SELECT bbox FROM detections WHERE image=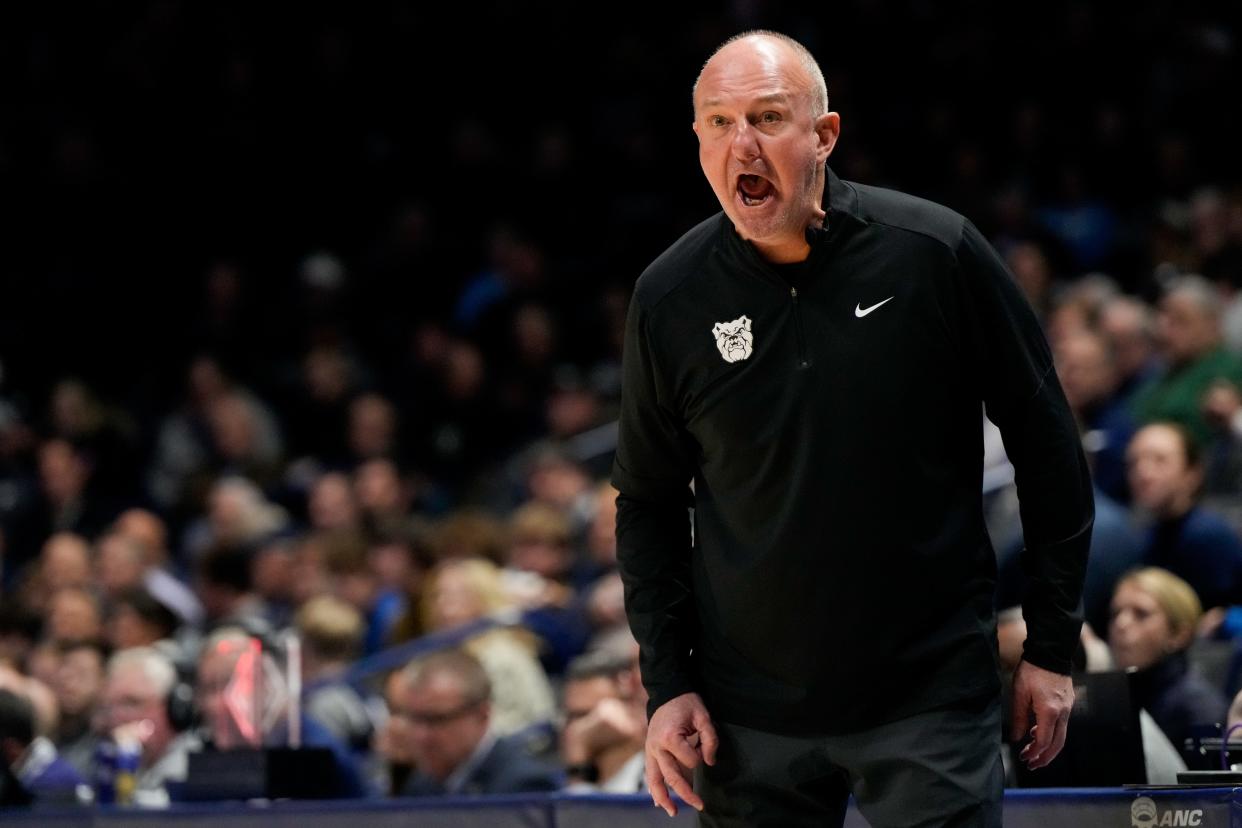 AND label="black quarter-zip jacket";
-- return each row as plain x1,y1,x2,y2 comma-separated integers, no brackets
611,162,1095,735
